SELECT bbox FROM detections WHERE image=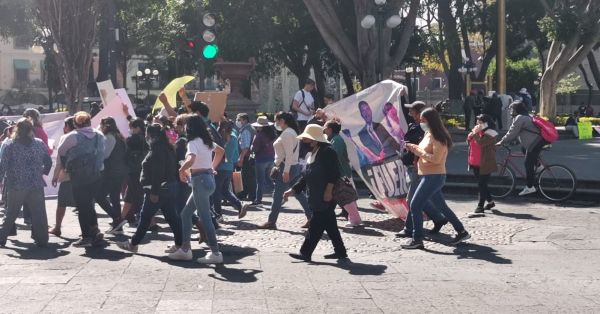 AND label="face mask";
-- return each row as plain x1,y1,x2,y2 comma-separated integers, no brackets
275,124,283,132
480,123,488,129
235,121,243,129
420,122,429,132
